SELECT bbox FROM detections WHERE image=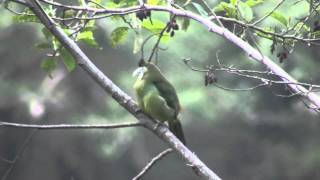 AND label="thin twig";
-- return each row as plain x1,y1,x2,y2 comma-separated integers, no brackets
214,82,268,91
251,0,285,26
0,157,13,164
147,16,173,62
132,148,173,180
210,16,320,45
0,121,144,130
1,130,37,180
10,0,320,45
197,0,224,28
140,33,158,60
